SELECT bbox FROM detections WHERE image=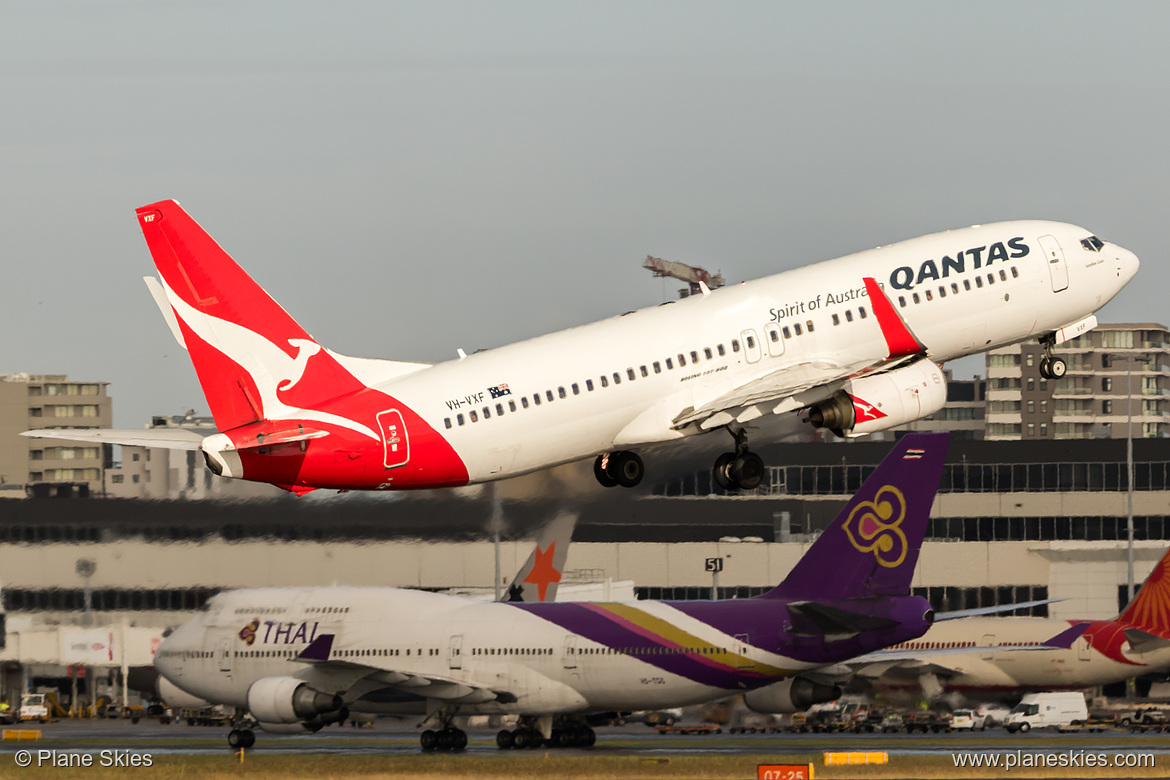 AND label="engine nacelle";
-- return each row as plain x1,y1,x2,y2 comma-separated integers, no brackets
808,359,946,437
744,676,842,714
246,676,343,725
256,721,324,735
